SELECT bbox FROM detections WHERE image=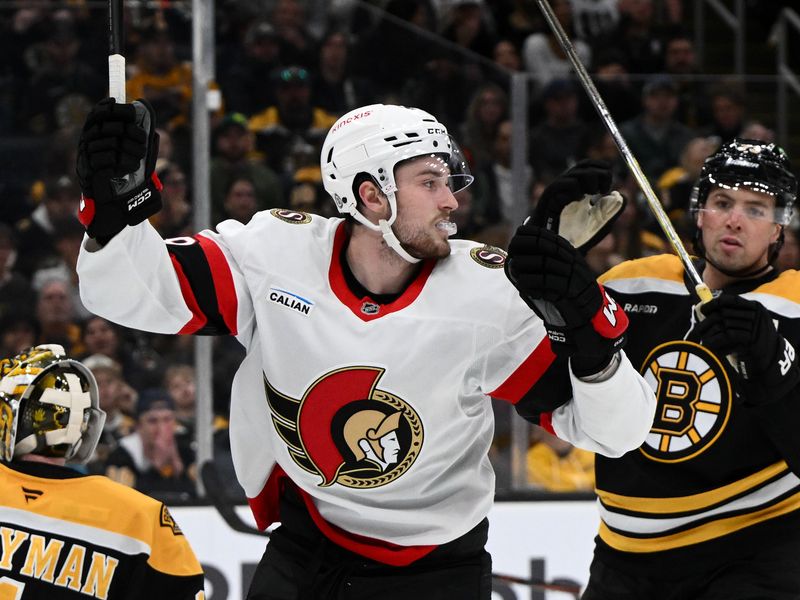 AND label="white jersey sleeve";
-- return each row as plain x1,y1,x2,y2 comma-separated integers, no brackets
474,273,654,458
77,220,255,346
